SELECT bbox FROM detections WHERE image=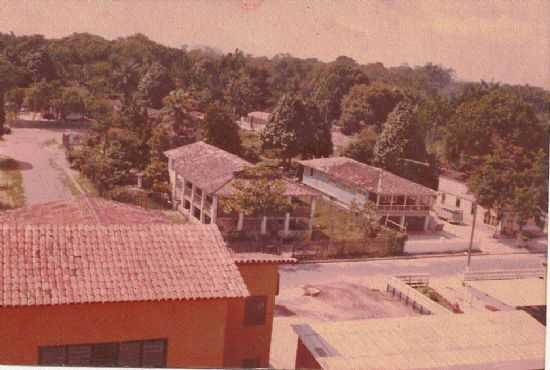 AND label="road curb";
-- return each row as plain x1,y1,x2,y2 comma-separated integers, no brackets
297,251,546,264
